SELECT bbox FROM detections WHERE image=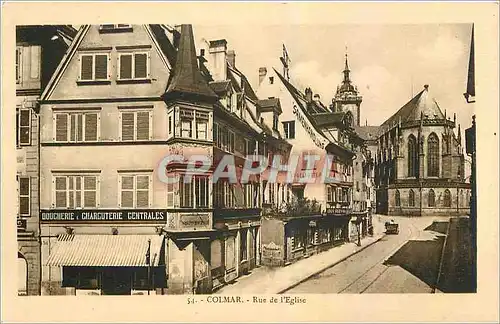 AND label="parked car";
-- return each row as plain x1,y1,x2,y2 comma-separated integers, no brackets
385,219,399,234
